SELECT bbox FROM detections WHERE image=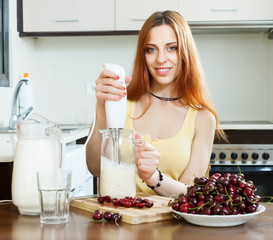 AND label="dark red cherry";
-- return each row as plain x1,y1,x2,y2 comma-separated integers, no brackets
112,198,120,205
246,205,257,213
212,205,223,215
104,211,113,221
97,196,105,203
104,195,112,203
180,203,190,213
93,209,103,220
171,202,181,211
112,213,122,224
145,200,154,208
136,203,145,208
